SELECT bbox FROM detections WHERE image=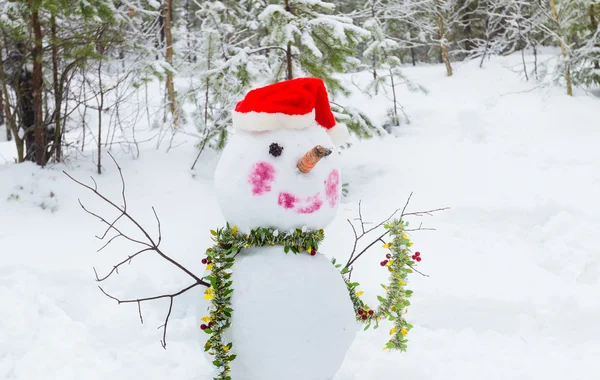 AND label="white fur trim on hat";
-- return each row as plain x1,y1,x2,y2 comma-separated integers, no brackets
327,122,350,146
232,110,316,132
